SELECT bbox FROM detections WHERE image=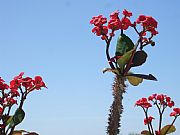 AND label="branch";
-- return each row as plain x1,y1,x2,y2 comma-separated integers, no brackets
164,116,178,135
142,107,152,135
105,33,115,69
